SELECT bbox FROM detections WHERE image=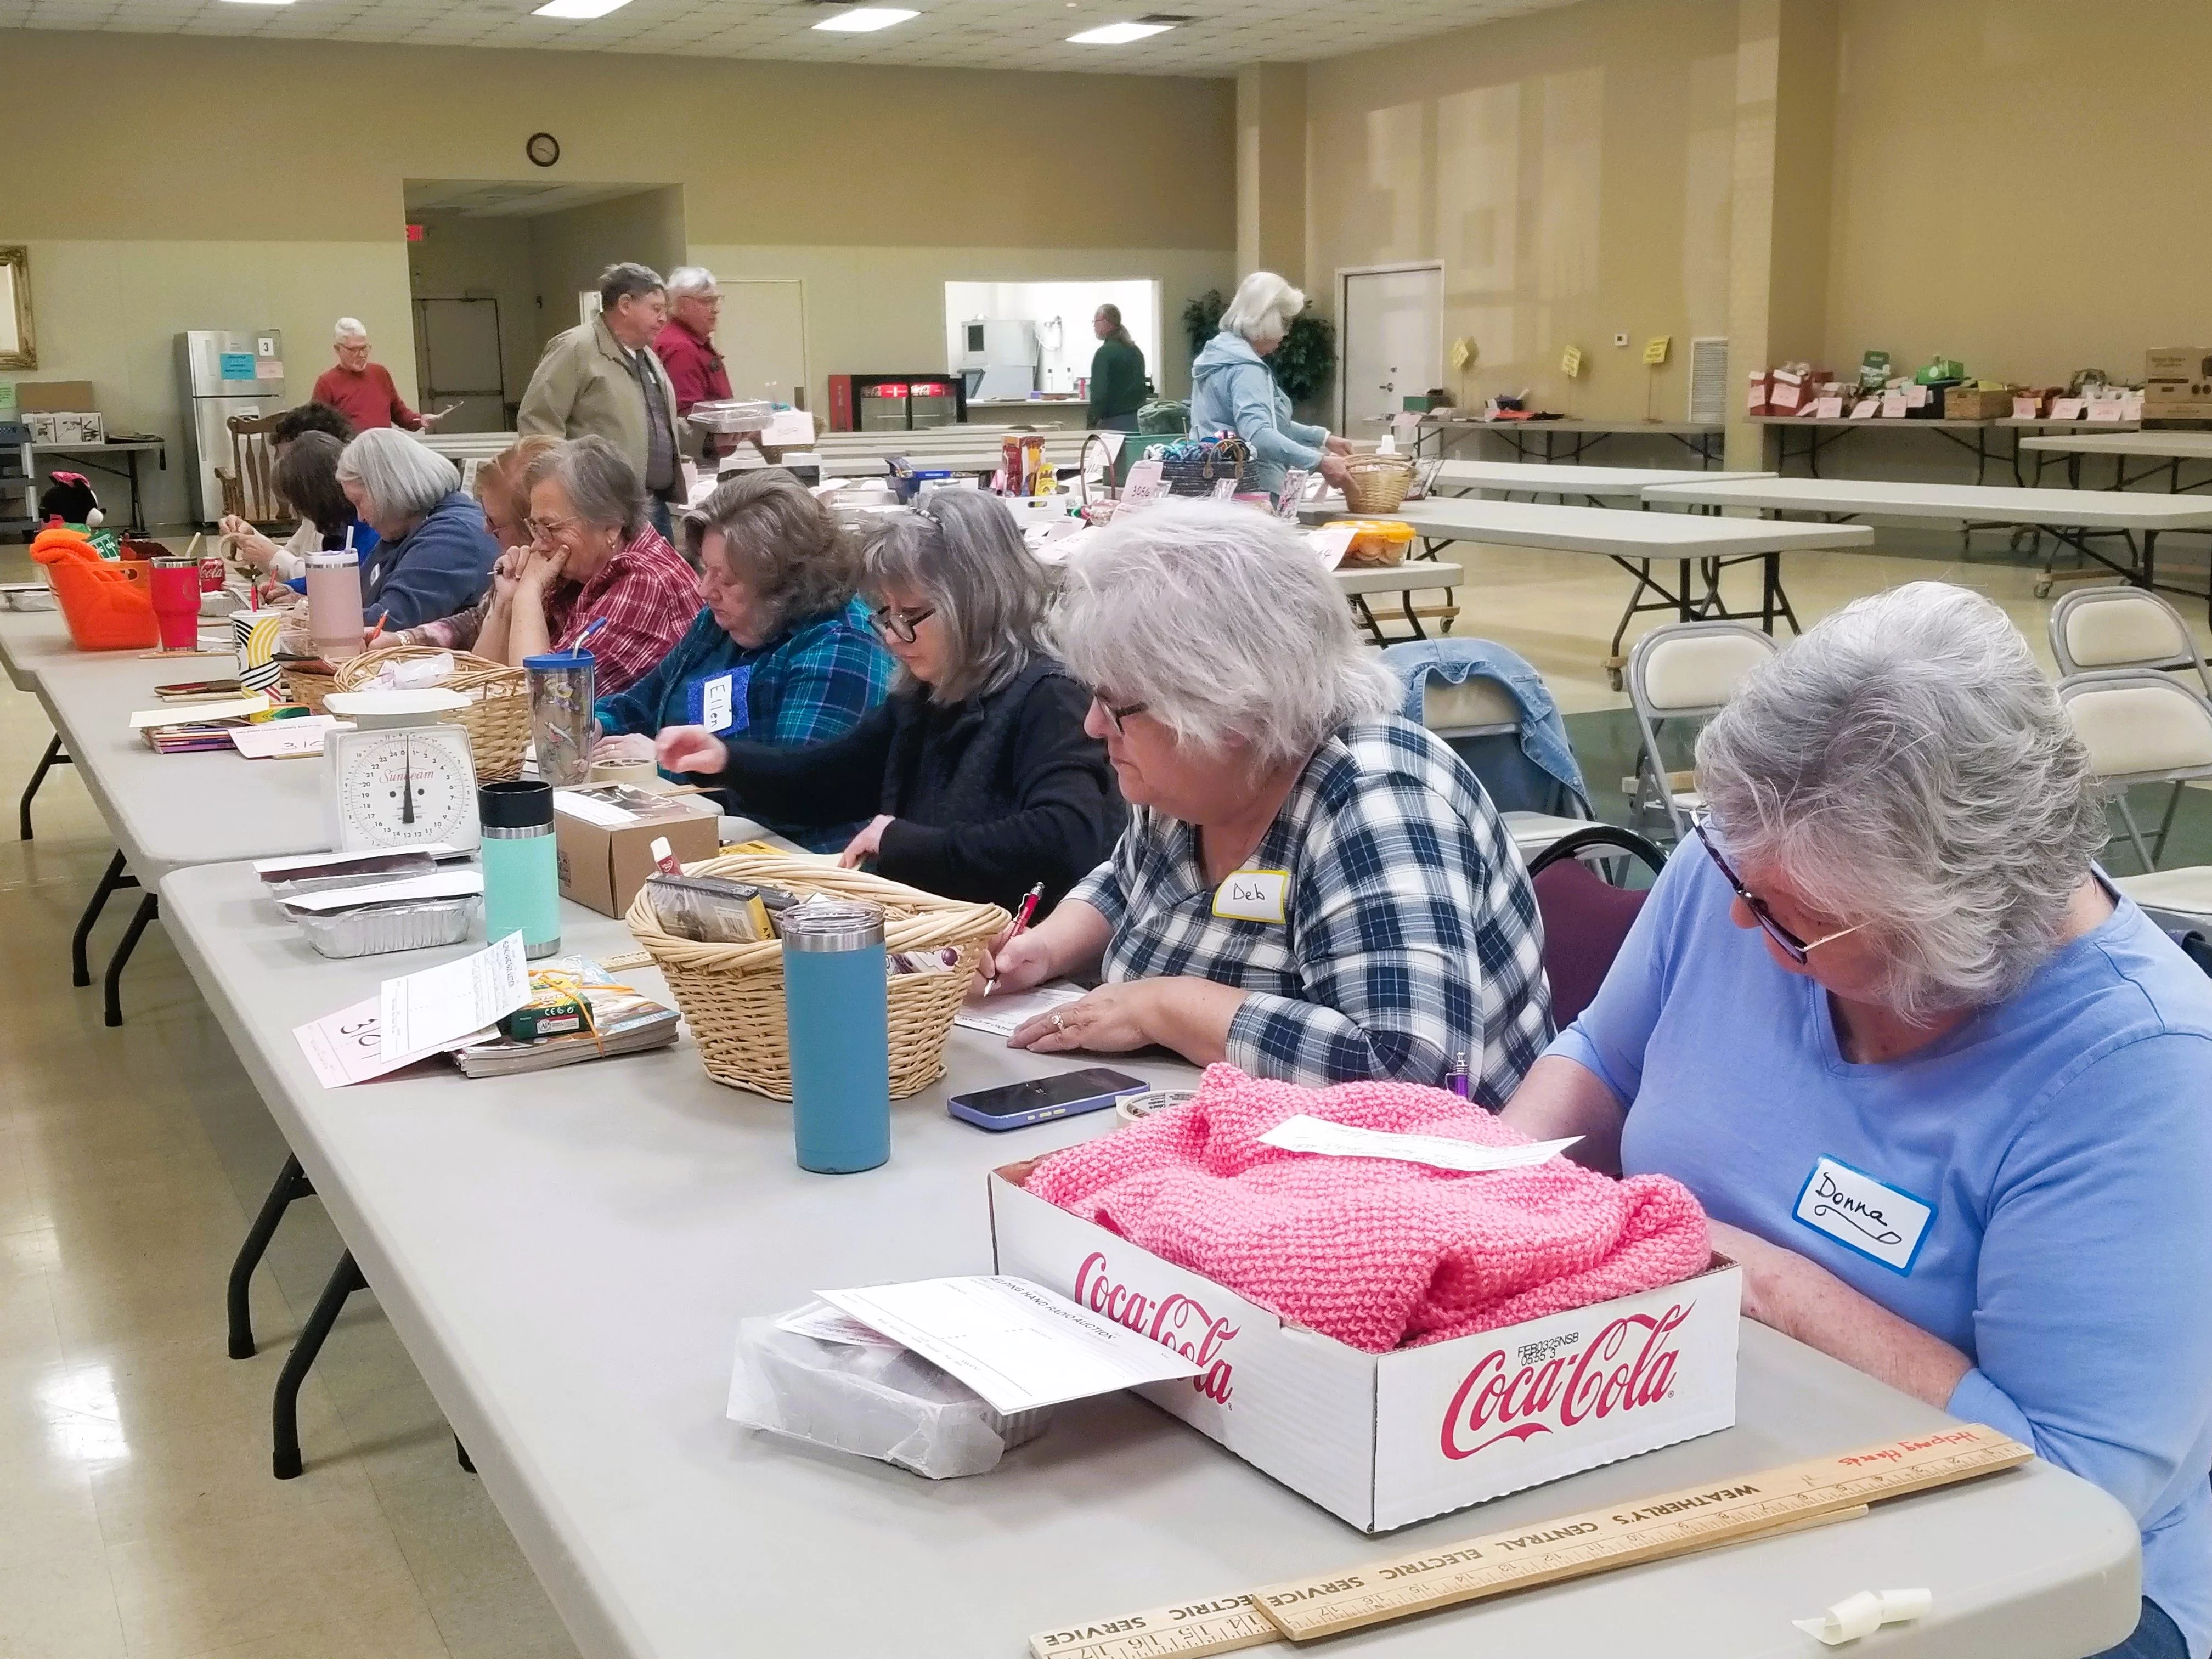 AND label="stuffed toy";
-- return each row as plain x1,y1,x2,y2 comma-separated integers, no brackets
38,470,104,530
